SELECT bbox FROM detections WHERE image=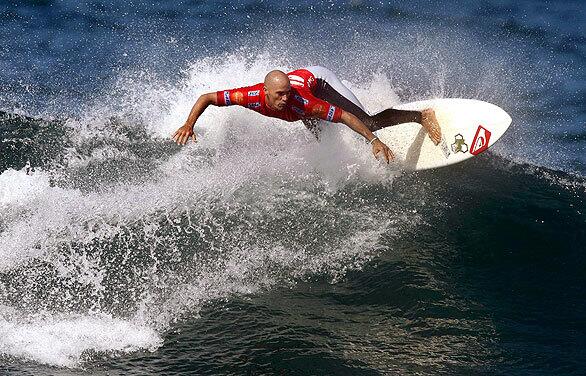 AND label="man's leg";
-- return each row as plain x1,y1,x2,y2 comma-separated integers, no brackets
306,66,370,122
306,66,441,144
369,107,441,145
